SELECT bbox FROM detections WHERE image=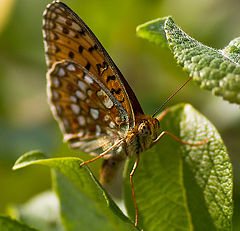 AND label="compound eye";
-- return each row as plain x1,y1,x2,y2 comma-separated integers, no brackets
139,122,149,135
